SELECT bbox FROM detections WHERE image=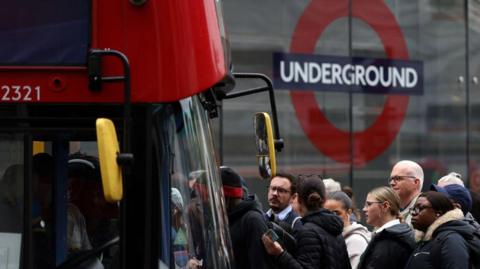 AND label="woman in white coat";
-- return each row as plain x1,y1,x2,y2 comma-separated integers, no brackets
324,191,371,269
